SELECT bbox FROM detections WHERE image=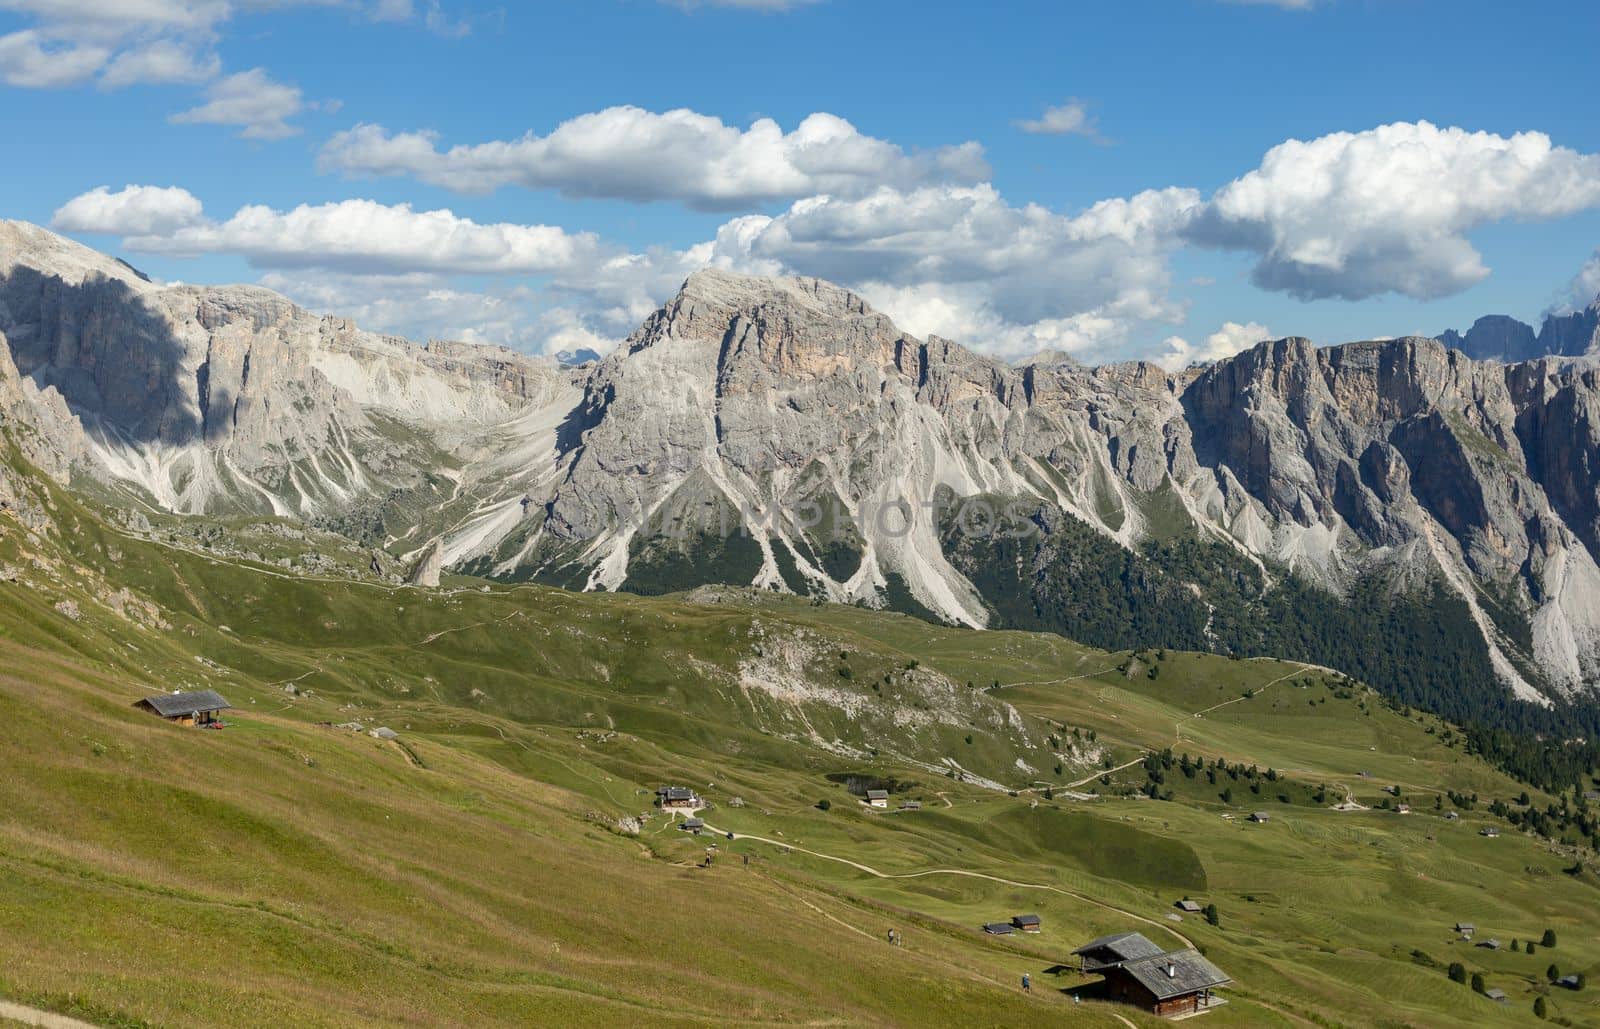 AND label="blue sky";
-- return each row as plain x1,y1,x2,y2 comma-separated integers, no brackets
4,0,1599,364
